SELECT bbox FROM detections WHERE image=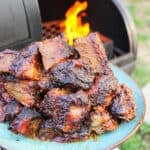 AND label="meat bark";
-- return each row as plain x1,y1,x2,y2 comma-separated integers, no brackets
39,89,90,133
39,37,79,70
50,59,95,90
5,81,39,107
9,107,42,138
10,42,40,80
88,73,118,108
110,84,136,121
